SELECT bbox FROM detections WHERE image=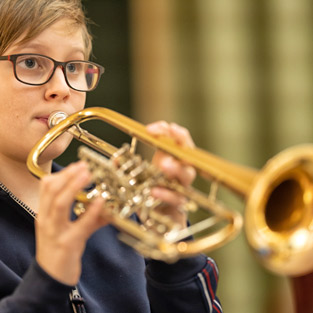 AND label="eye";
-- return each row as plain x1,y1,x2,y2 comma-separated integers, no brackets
66,62,82,74
18,57,39,69
67,63,76,72
24,58,36,68
16,55,52,71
